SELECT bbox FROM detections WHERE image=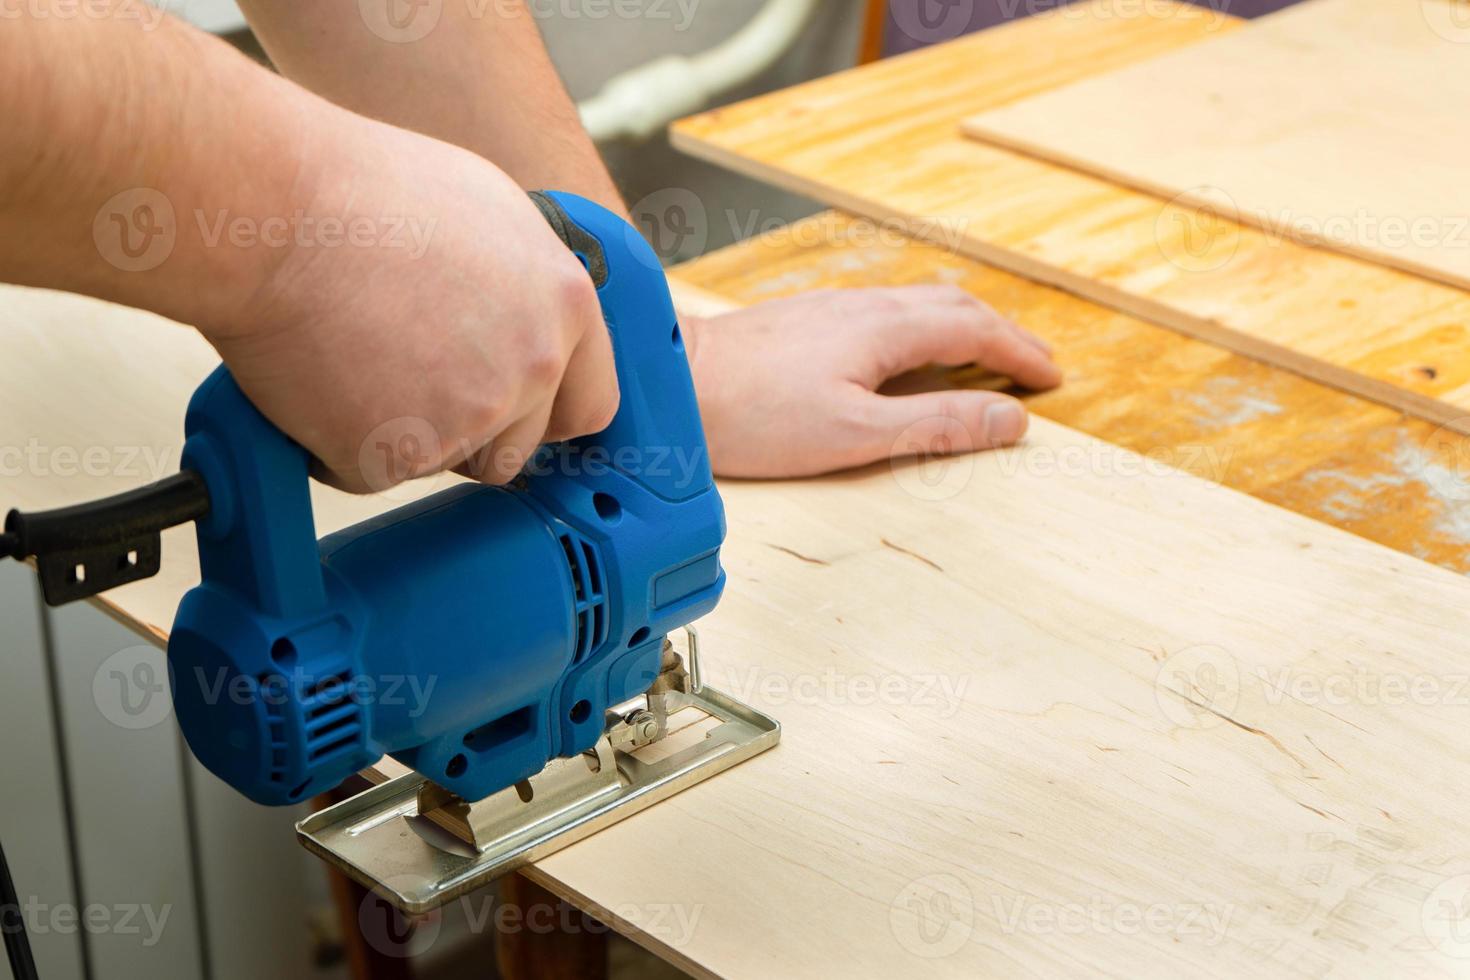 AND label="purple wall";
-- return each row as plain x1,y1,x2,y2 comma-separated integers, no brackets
883,0,1302,56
